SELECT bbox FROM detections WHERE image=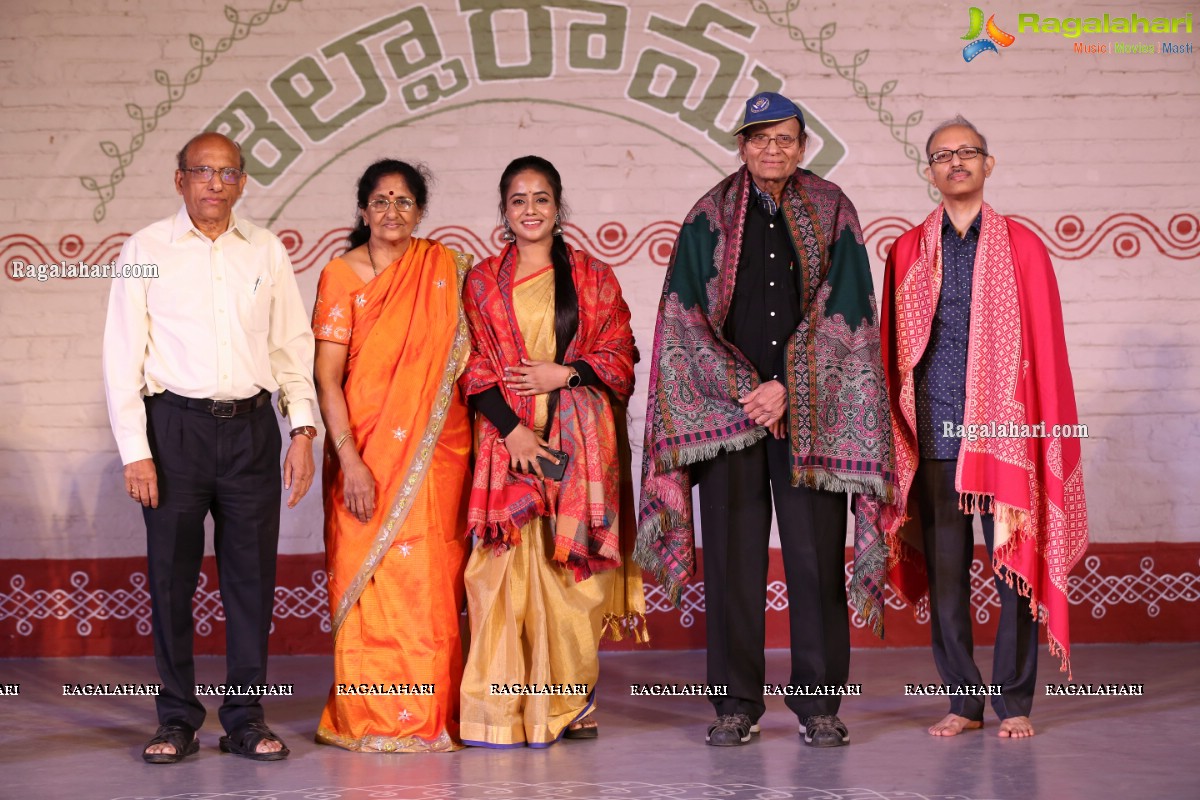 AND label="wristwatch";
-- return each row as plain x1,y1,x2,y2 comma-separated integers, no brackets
565,365,581,389
289,425,318,440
